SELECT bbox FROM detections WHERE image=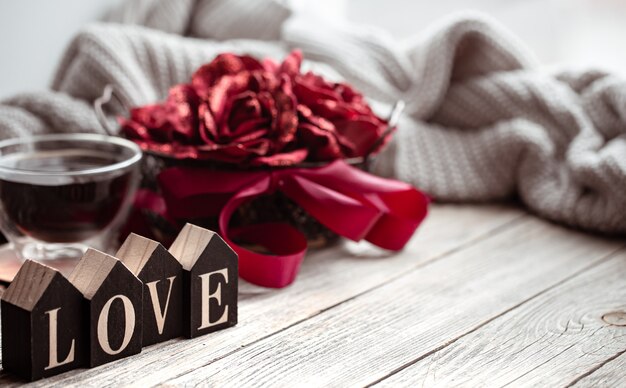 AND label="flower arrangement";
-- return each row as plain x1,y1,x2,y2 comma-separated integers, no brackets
119,50,428,288
120,50,390,167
